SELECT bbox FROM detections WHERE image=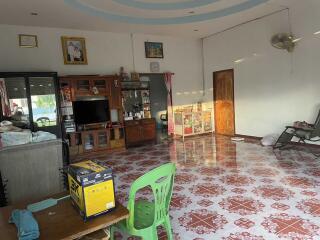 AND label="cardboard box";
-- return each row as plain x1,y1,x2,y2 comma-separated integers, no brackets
68,160,116,221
